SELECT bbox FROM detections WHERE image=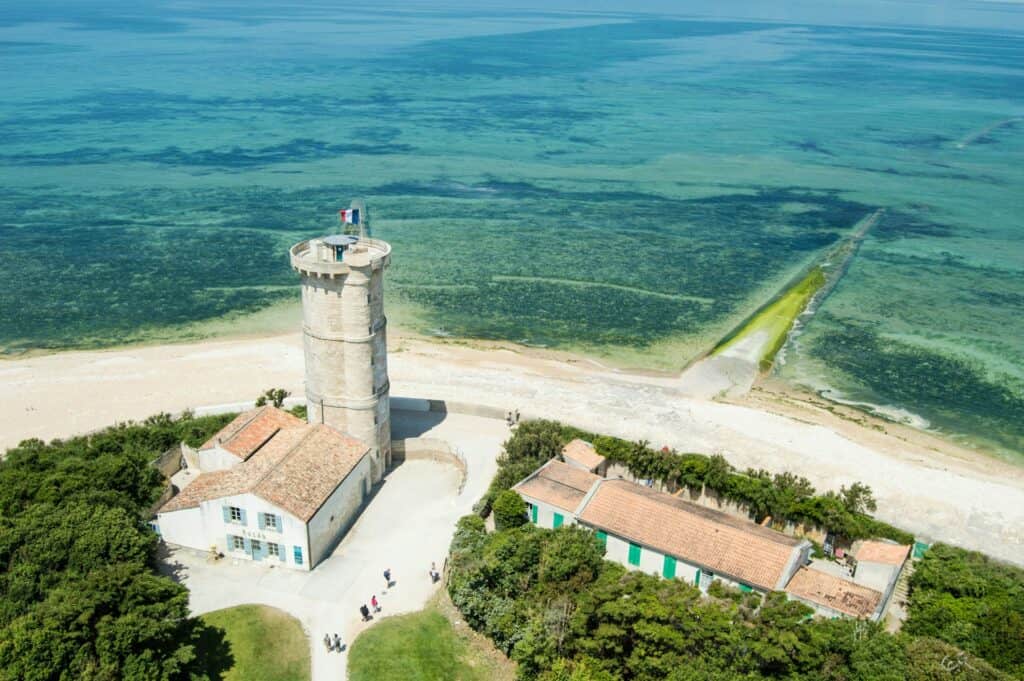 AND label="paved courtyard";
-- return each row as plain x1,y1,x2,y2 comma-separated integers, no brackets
159,410,507,681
